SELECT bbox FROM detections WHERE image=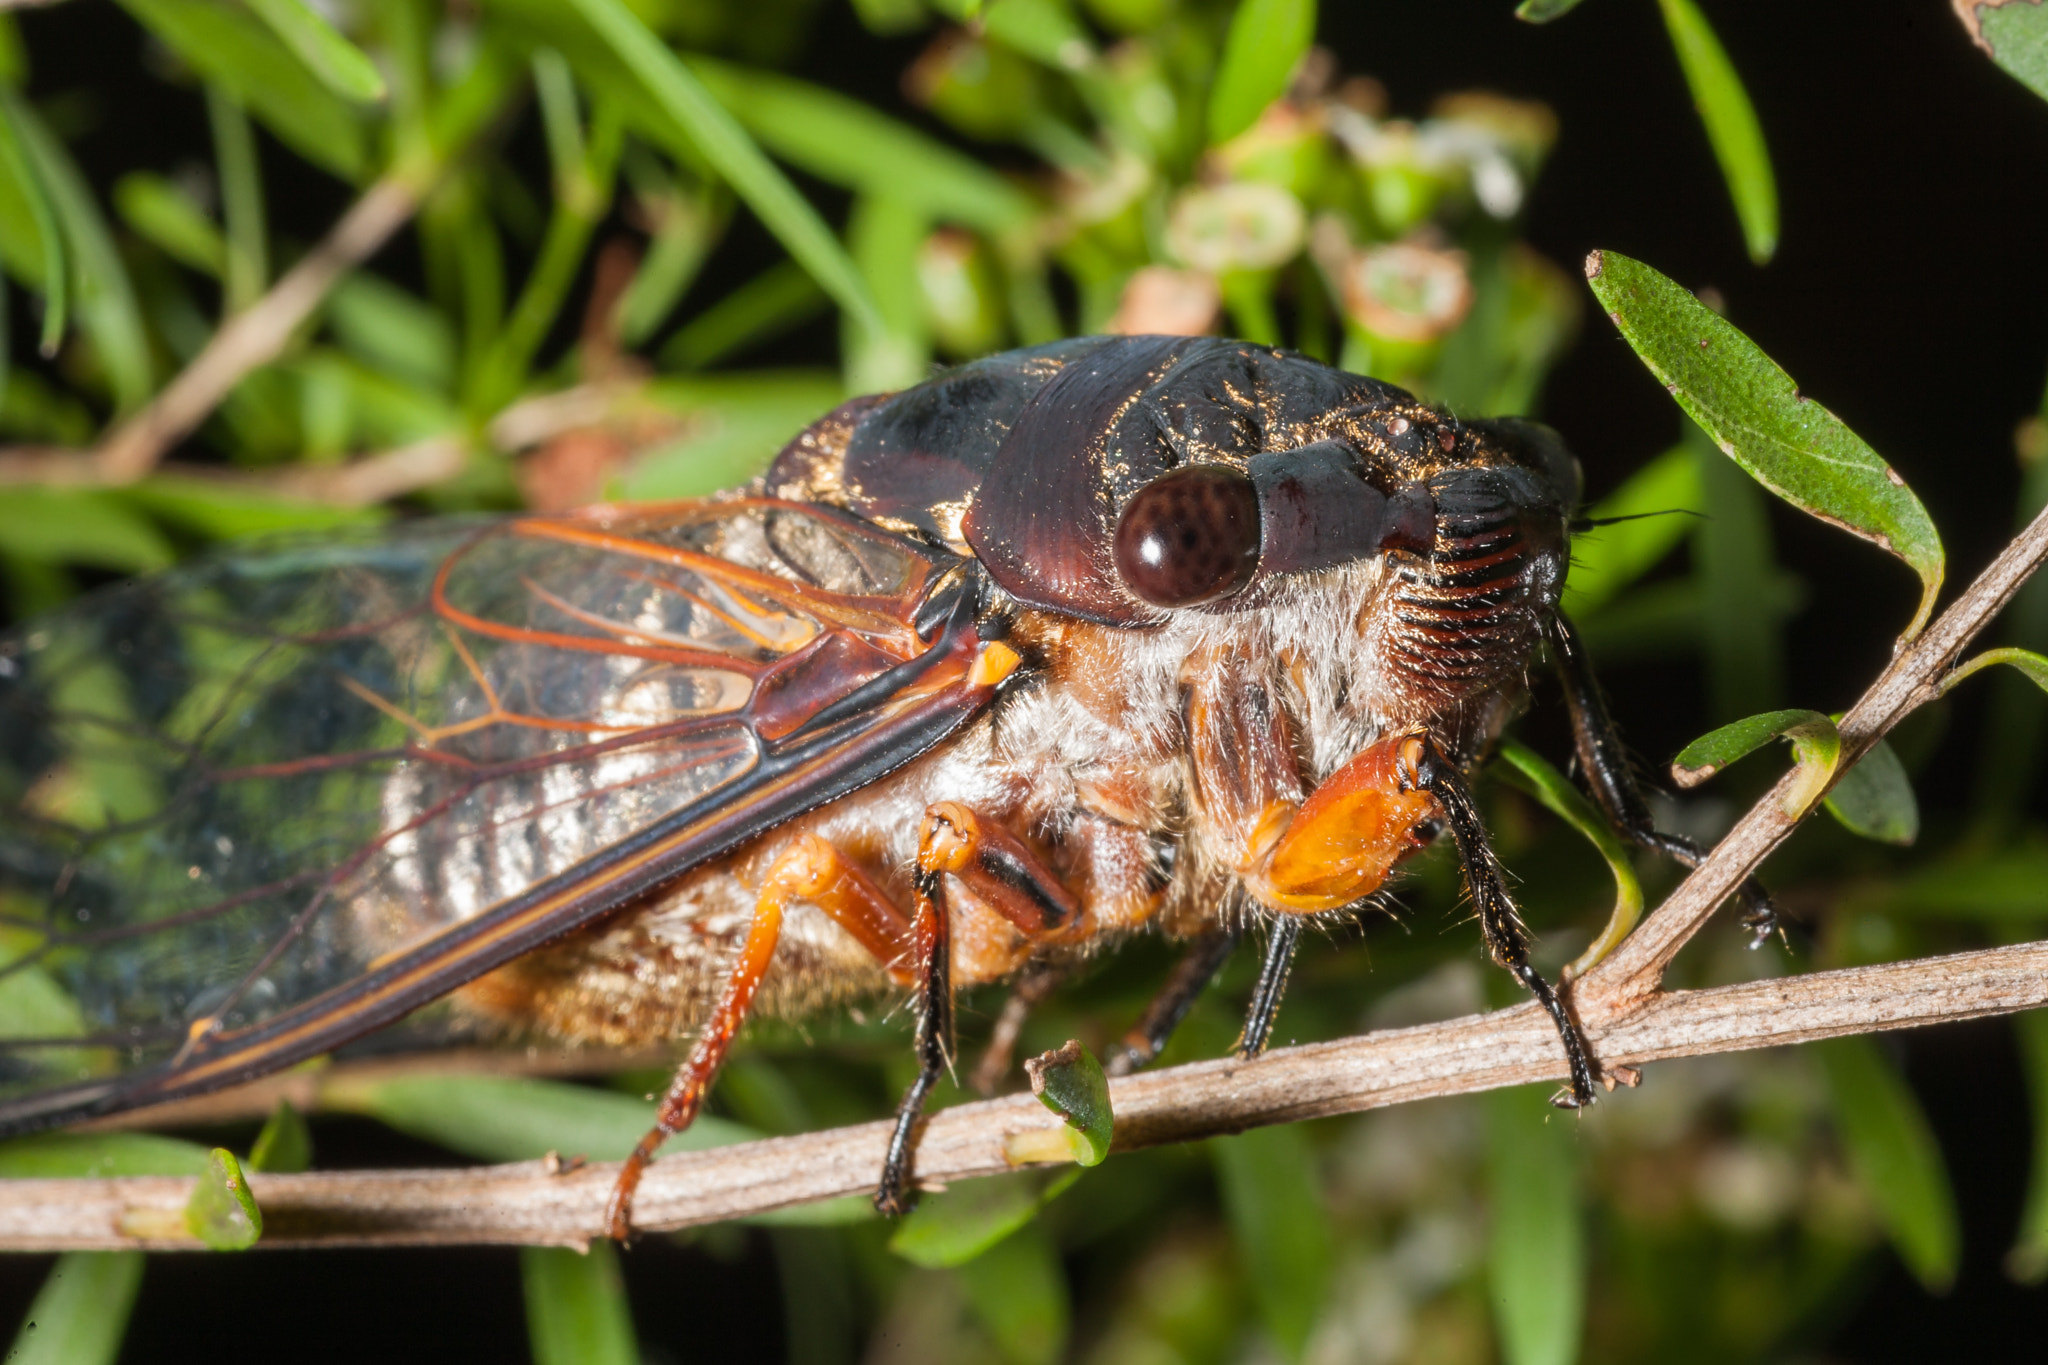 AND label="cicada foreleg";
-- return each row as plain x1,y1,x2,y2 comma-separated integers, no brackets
1546,612,1781,947
1243,730,1599,1109
877,801,1089,1216
604,834,912,1241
